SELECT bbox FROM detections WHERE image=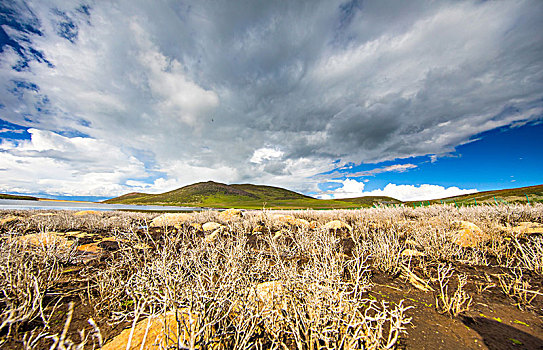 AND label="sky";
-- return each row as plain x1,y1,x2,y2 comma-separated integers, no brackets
0,0,542,202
